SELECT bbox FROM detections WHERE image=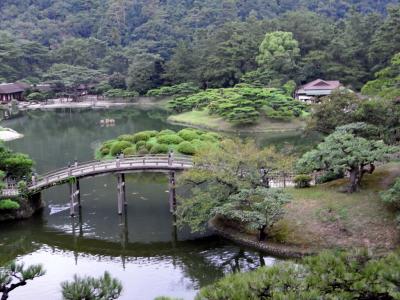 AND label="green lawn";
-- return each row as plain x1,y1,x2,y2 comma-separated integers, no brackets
167,109,306,133
278,163,400,253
